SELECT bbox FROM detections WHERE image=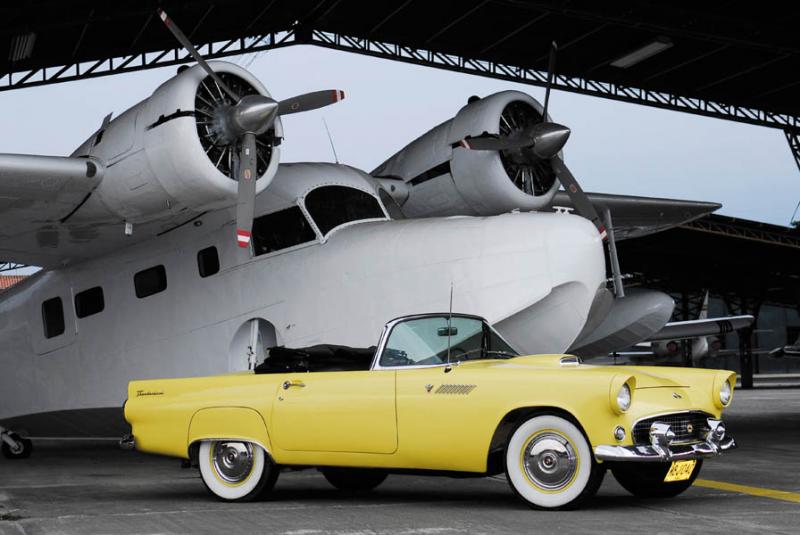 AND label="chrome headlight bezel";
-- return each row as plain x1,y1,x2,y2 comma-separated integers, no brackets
616,383,632,413
719,380,732,406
